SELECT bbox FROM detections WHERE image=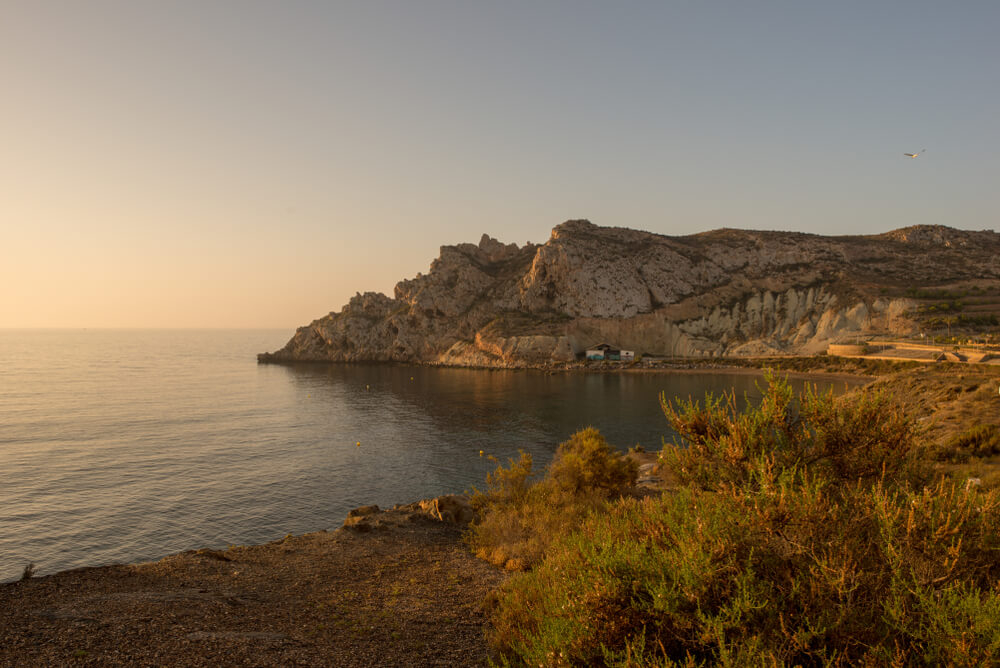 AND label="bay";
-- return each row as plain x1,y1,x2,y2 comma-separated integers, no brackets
0,329,858,582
